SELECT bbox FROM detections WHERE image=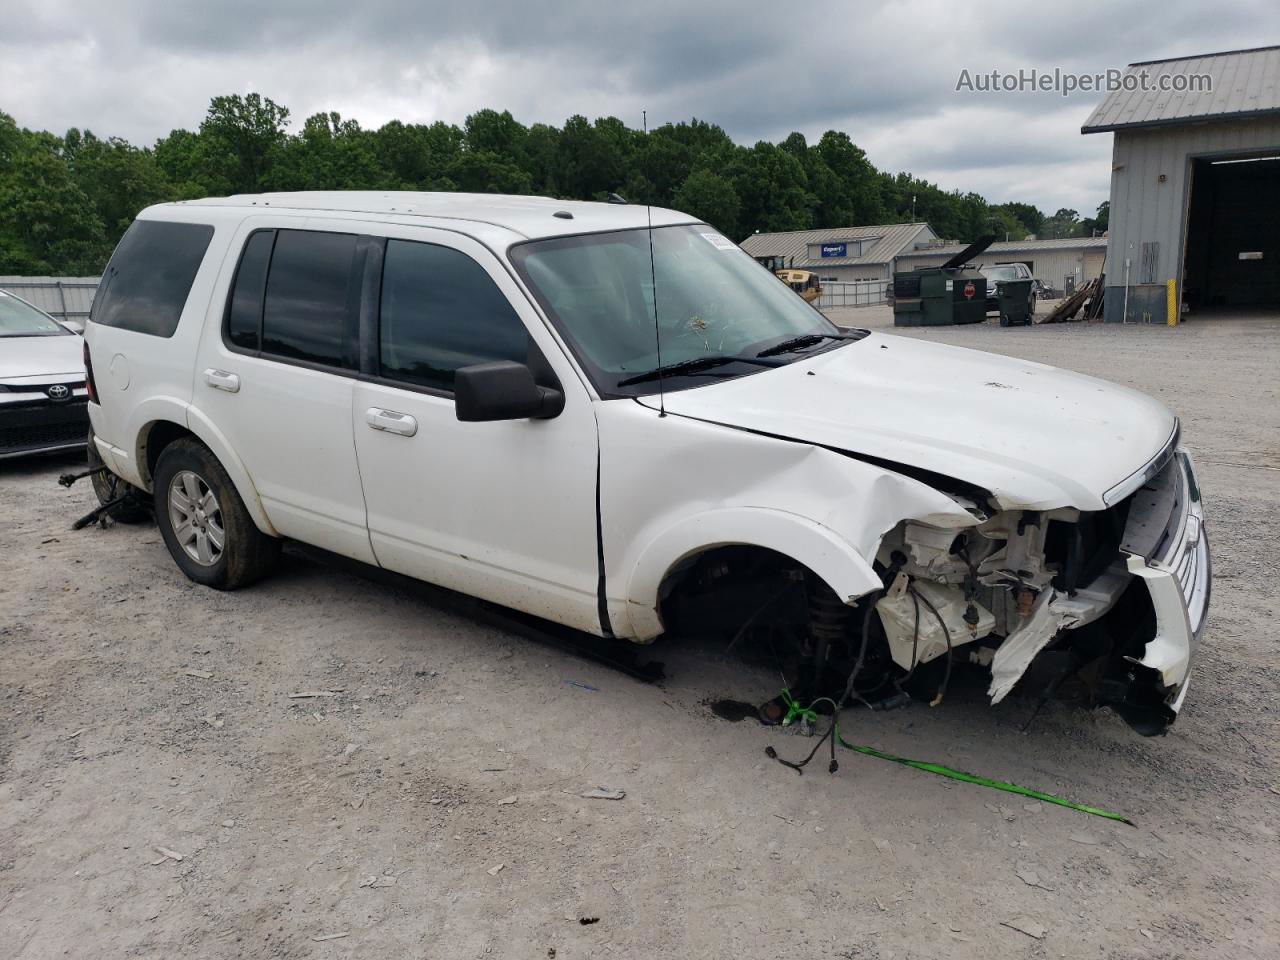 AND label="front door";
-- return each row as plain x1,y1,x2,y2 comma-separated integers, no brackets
351,229,602,633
